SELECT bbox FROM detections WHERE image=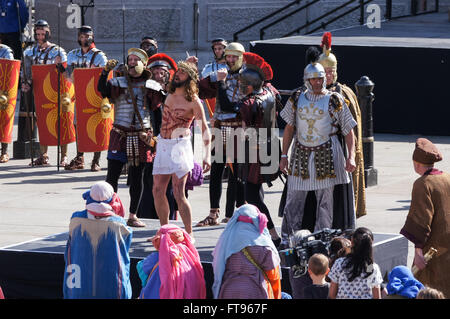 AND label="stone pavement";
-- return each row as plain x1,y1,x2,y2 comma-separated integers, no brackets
1,121,450,268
